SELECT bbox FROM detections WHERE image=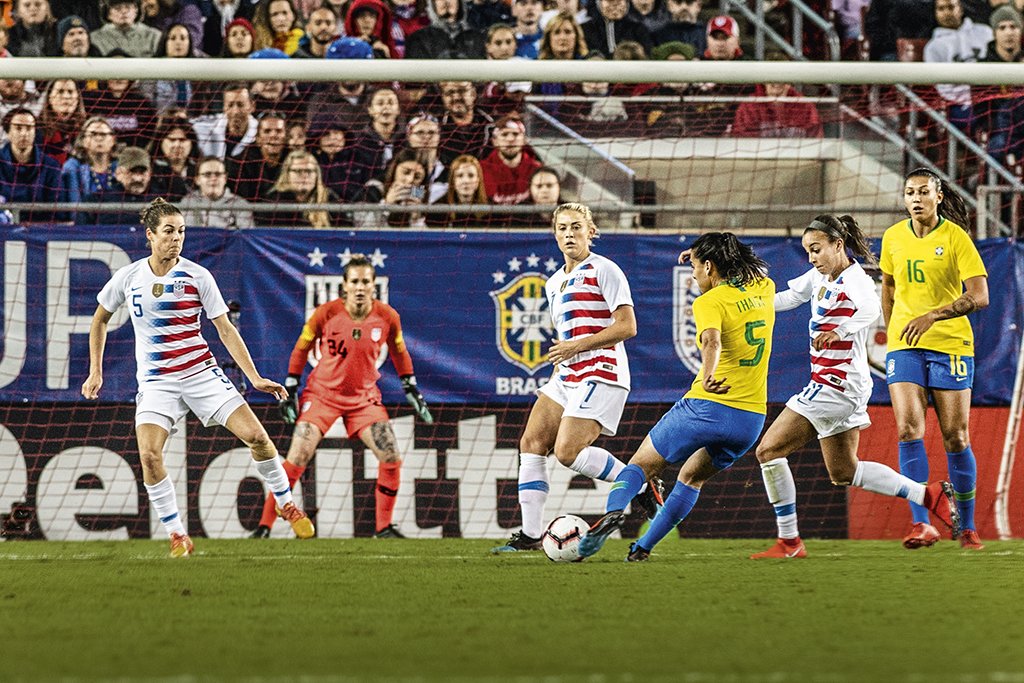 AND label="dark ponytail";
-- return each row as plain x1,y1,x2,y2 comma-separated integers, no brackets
691,232,768,287
805,213,877,265
140,197,182,231
905,167,971,232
